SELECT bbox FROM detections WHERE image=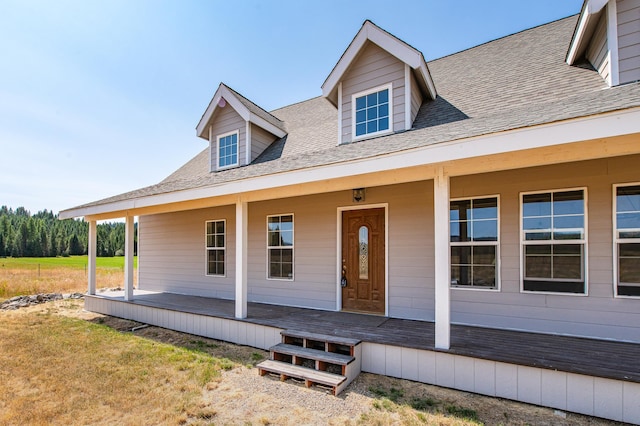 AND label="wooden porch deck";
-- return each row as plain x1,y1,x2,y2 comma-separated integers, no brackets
92,290,640,384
